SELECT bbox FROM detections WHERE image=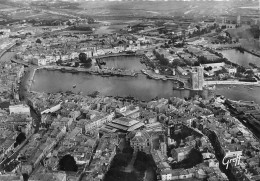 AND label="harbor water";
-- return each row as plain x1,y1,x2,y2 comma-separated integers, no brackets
31,49,260,103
